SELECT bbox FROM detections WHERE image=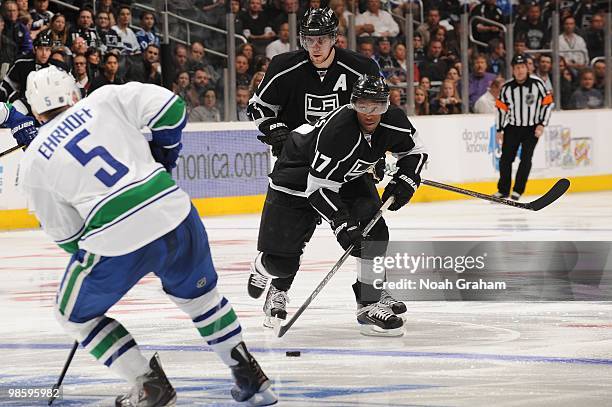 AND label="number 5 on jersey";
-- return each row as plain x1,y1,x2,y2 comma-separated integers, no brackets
65,129,128,187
